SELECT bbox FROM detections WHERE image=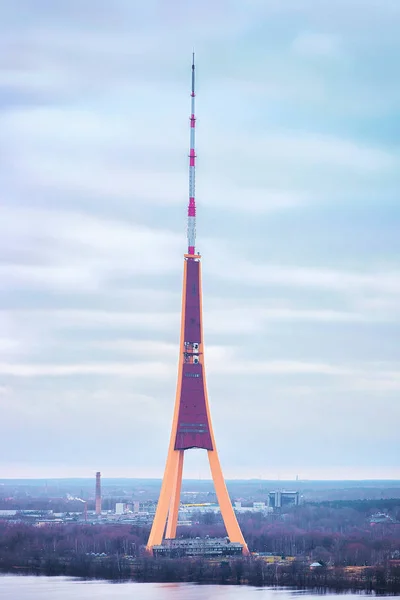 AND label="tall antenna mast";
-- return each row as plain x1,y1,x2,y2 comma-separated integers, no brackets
187,52,196,255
